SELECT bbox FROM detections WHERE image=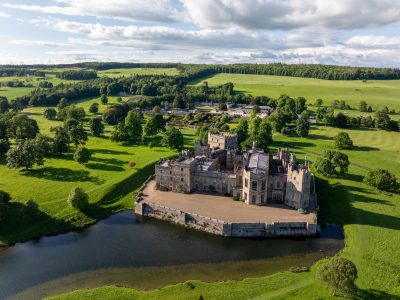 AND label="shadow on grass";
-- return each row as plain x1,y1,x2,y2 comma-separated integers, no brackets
354,145,379,152
317,176,400,230
22,167,103,184
273,140,316,149
307,134,333,141
357,289,400,300
0,201,73,246
86,162,124,172
83,163,157,219
91,156,126,166
91,148,131,155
